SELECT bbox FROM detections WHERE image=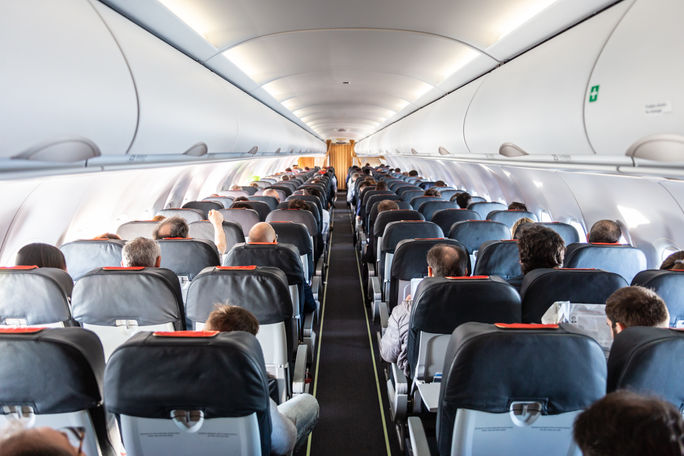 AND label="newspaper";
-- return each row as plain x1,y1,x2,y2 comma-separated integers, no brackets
541,301,613,357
